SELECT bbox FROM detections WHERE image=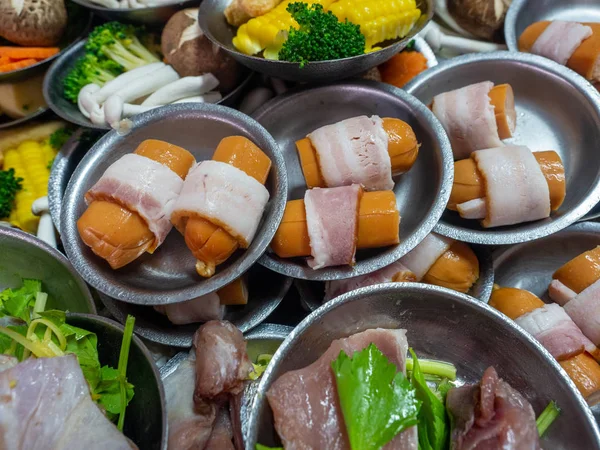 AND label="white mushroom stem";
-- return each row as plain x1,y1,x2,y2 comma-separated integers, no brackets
174,92,222,104
110,65,180,104
103,95,125,127
121,103,161,118
141,74,220,106
32,196,57,248
77,84,101,119
422,22,507,54
239,87,274,115
94,62,166,103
